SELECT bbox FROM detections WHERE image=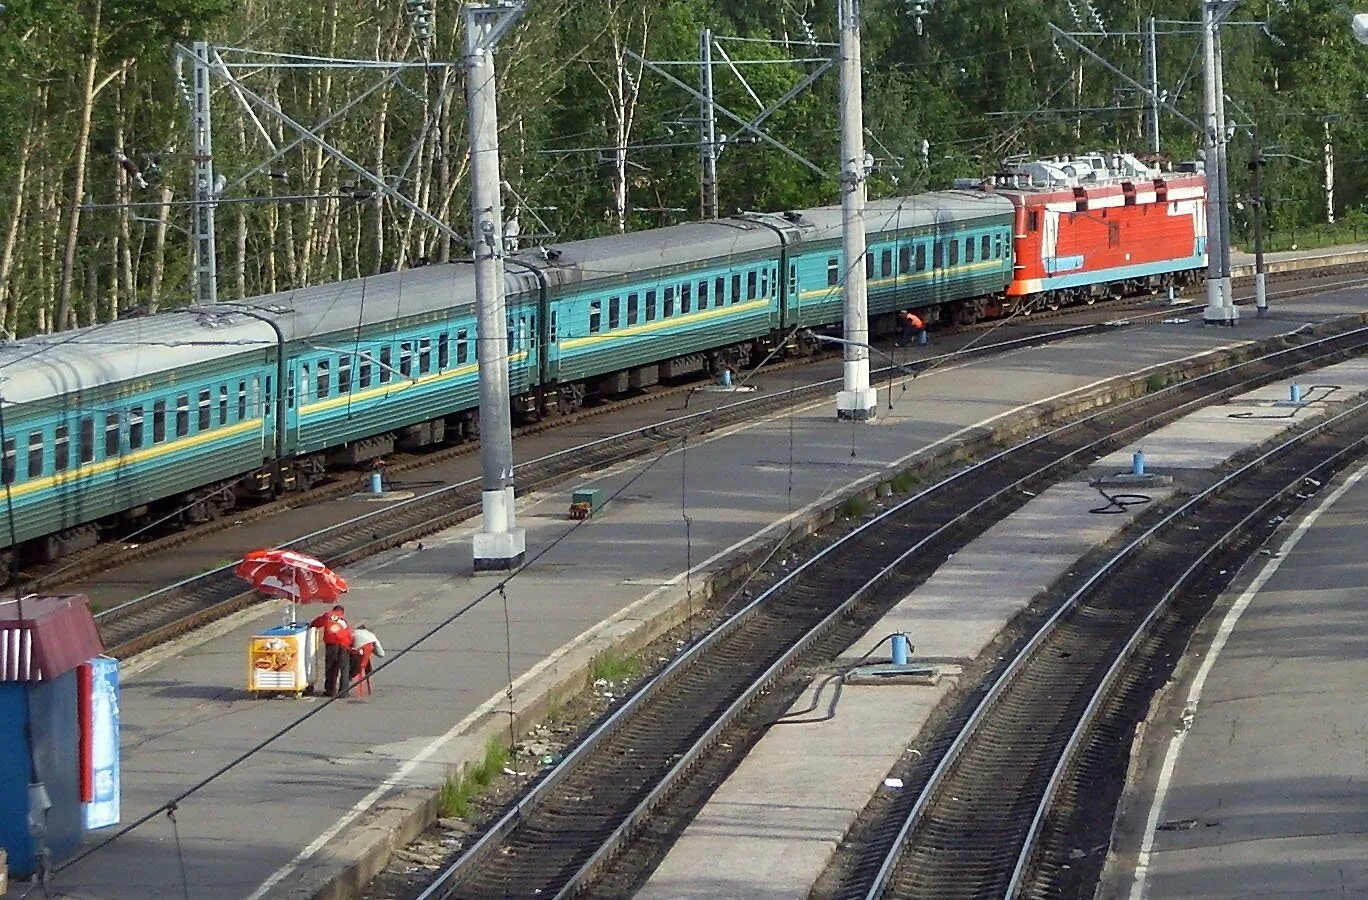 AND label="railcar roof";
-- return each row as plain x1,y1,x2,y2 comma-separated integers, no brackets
509,217,784,292
0,190,1017,407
